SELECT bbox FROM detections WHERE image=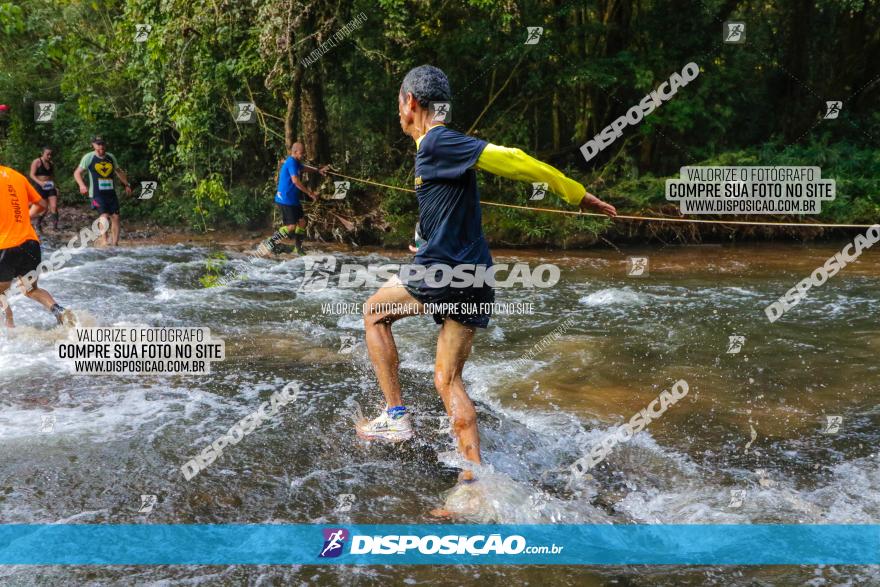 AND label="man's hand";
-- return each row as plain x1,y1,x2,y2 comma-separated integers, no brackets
310,191,319,201
125,184,133,197
78,184,88,196
319,165,330,177
579,192,617,217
